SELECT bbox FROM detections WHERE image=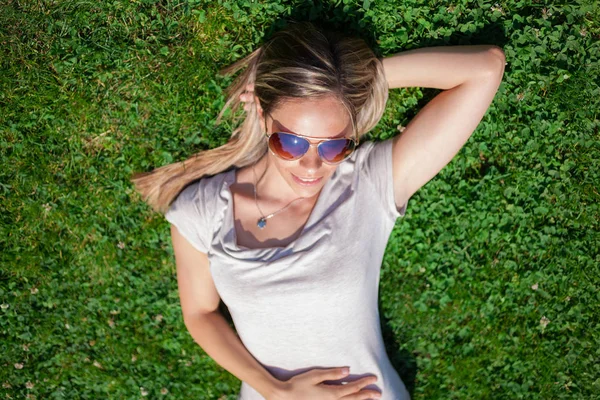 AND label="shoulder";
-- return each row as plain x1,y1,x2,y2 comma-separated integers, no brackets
332,139,392,182
174,169,232,202
165,169,234,254
352,138,405,219
168,169,233,219
356,139,391,159
354,138,393,171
